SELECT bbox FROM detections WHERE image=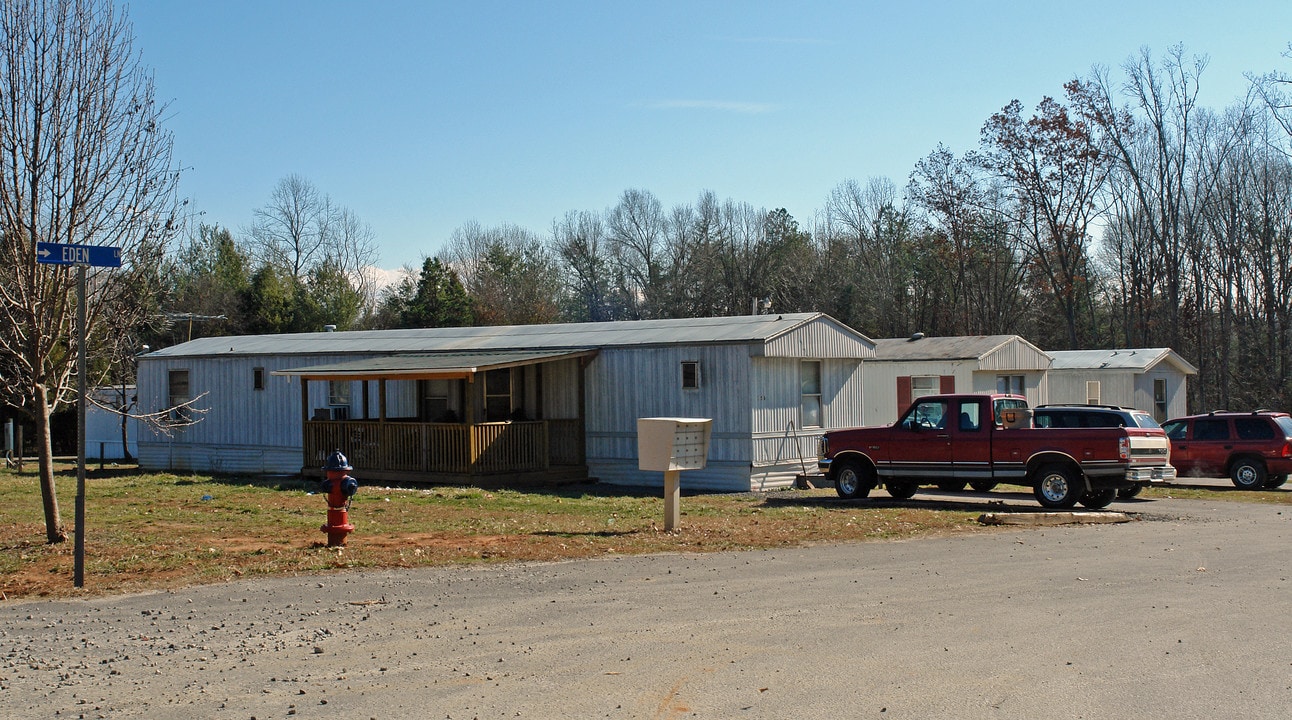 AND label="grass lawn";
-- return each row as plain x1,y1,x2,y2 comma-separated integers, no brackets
0,464,990,601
